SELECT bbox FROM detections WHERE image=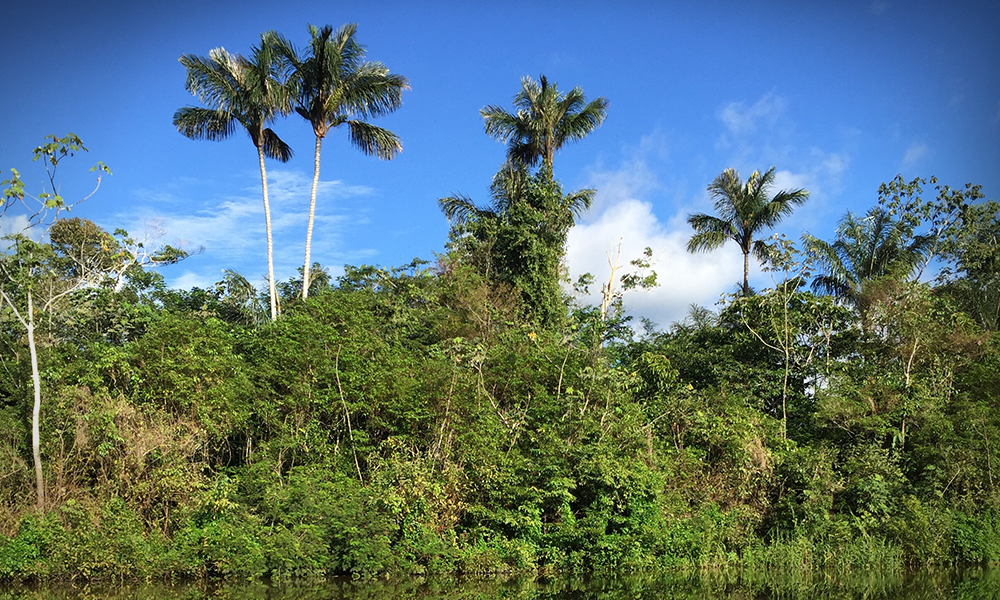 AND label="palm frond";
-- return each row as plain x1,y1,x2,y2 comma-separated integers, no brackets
261,128,293,162
481,105,521,145
346,121,402,159
489,159,530,213
686,211,732,253
180,49,241,108
686,213,734,253
557,96,609,144
438,194,497,224
563,188,595,218
173,107,237,141
339,63,408,118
